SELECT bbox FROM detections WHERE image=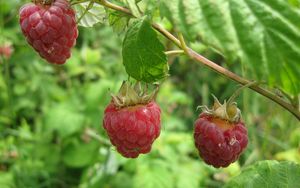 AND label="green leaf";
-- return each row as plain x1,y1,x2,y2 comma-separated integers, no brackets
275,149,300,163
108,10,130,34
224,160,300,188
44,103,85,138
133,160,174,188
122,18,168,83
288,0,300,7
160,0,300,95
74,2,106,27
0,172,14,188
80,46,101,64
62,138,99,168
175,163,202,188
126,0,142,17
